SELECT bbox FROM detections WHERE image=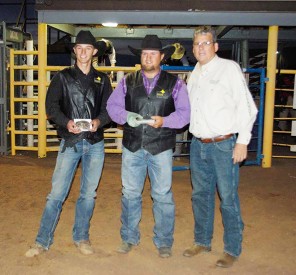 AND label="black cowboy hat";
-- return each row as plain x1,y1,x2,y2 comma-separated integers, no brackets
128,35,175,61
68,30,107,57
